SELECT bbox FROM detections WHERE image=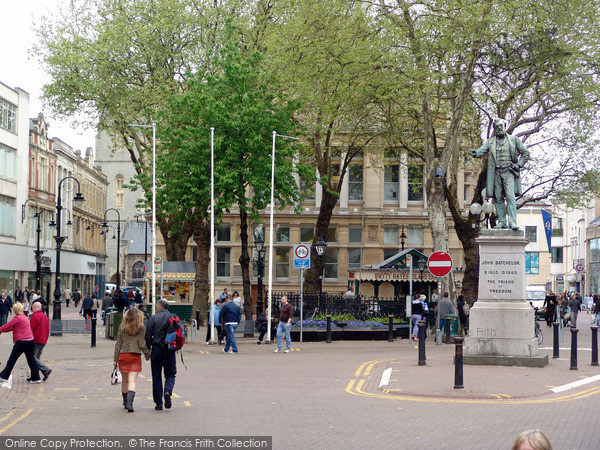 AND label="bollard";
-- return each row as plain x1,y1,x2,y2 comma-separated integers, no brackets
388,315,394,342
326,315,332,344
454,337,464,389
570,327,578,370
418,320,426,366
444,316,451,344
91,317,97,348
553,322,560,359
591,326,599,366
